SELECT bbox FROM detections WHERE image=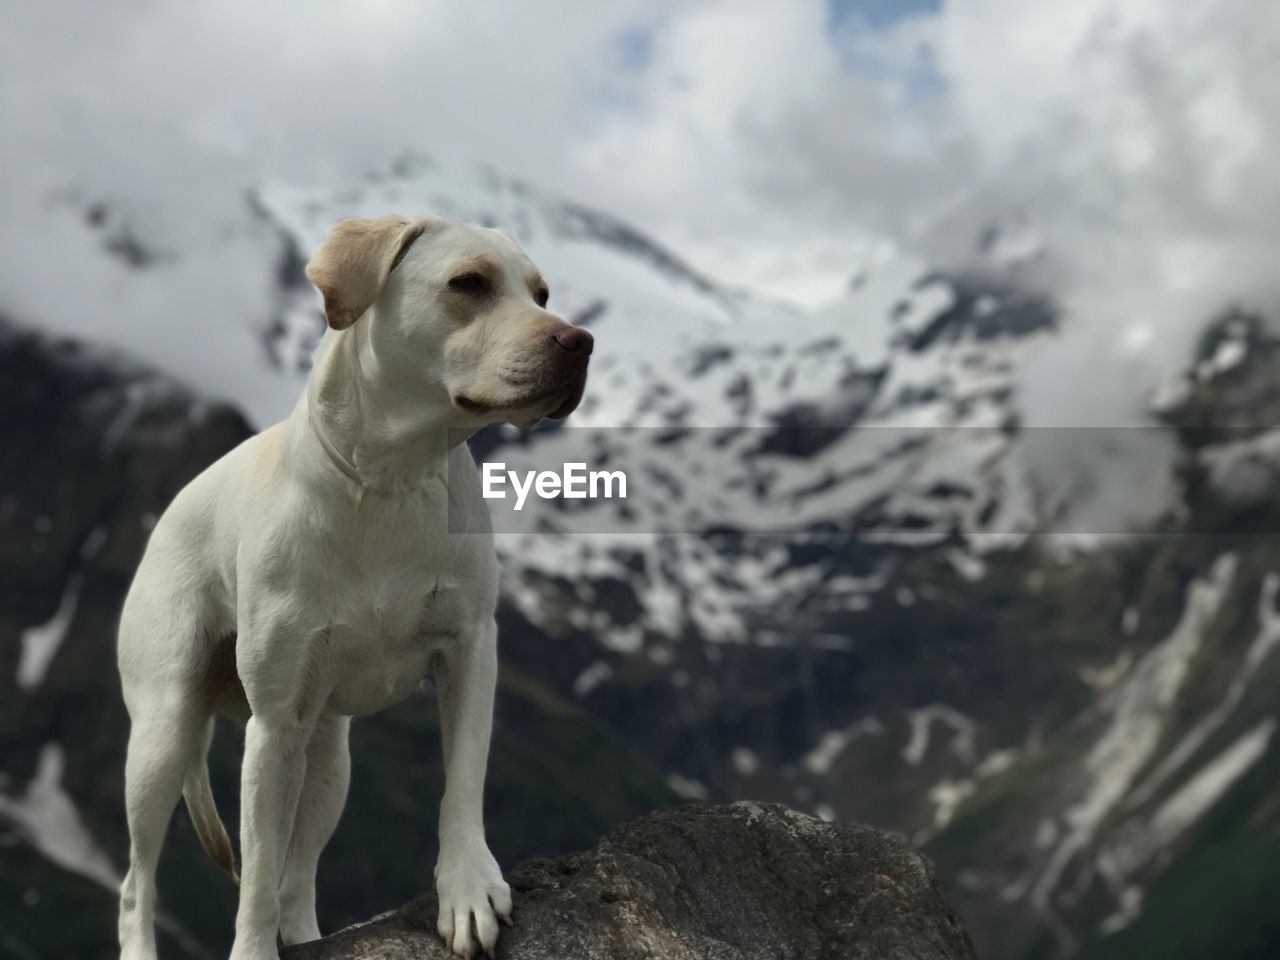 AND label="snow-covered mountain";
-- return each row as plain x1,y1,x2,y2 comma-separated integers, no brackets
5,156,1280,960
245,159,1089,835
257,155,1057,535
249,154,1068,643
